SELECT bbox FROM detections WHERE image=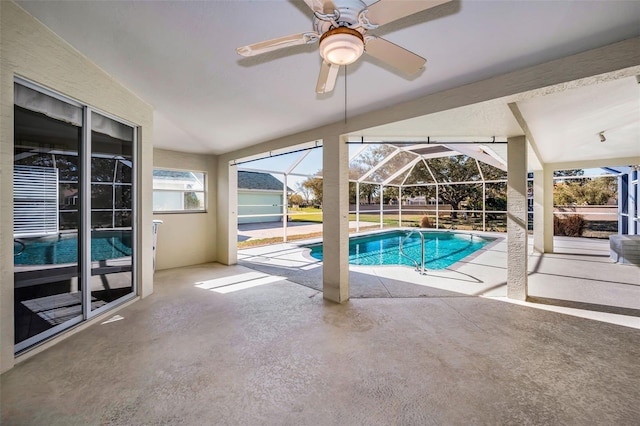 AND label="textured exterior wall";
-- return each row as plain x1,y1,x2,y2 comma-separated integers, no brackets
216,159,238,265
153,148,217,270
507,136,529,300
0,1,153,373
322,134,350,303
